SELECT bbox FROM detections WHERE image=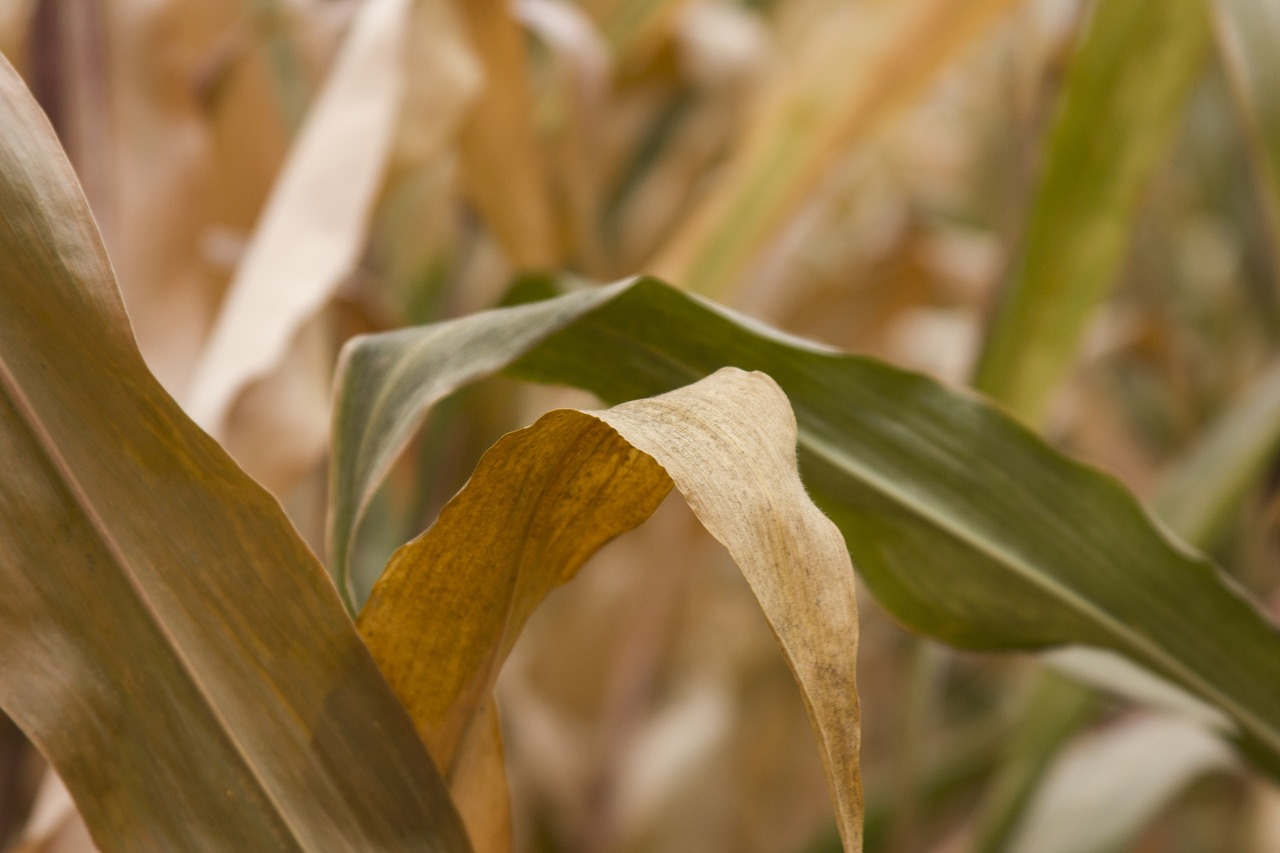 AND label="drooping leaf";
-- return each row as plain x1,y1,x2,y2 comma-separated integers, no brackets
972,0,1210,423
330,276,1280,769
355,369,863,851
0,54,469,852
